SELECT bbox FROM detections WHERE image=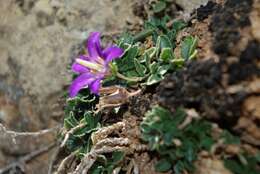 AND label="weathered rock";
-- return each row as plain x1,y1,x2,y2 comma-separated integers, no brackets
0,0,136,173
195,158,232,174
0,0,136,125
175,0,209,13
